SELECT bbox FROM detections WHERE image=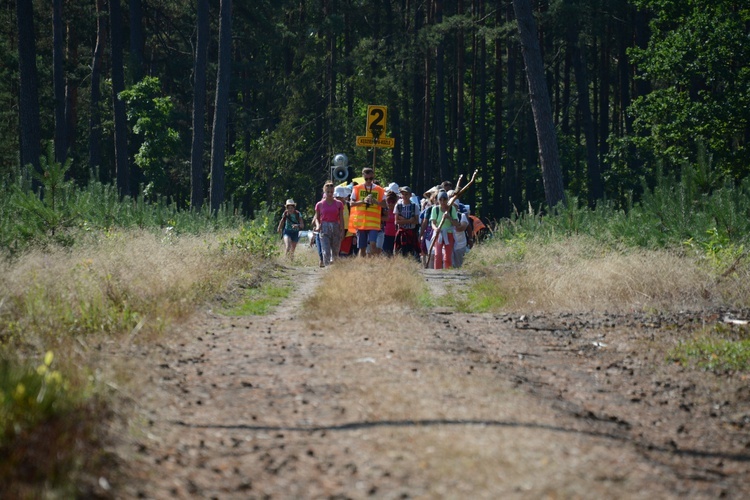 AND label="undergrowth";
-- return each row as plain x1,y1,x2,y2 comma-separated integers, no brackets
668,324,750,372
0,154,282,495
